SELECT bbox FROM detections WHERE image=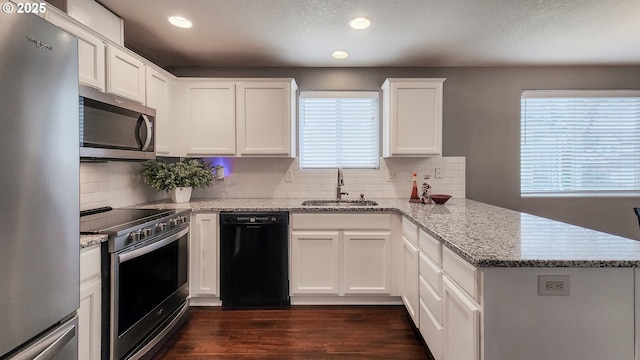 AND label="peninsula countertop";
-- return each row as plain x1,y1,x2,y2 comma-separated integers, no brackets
116,198,640,268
